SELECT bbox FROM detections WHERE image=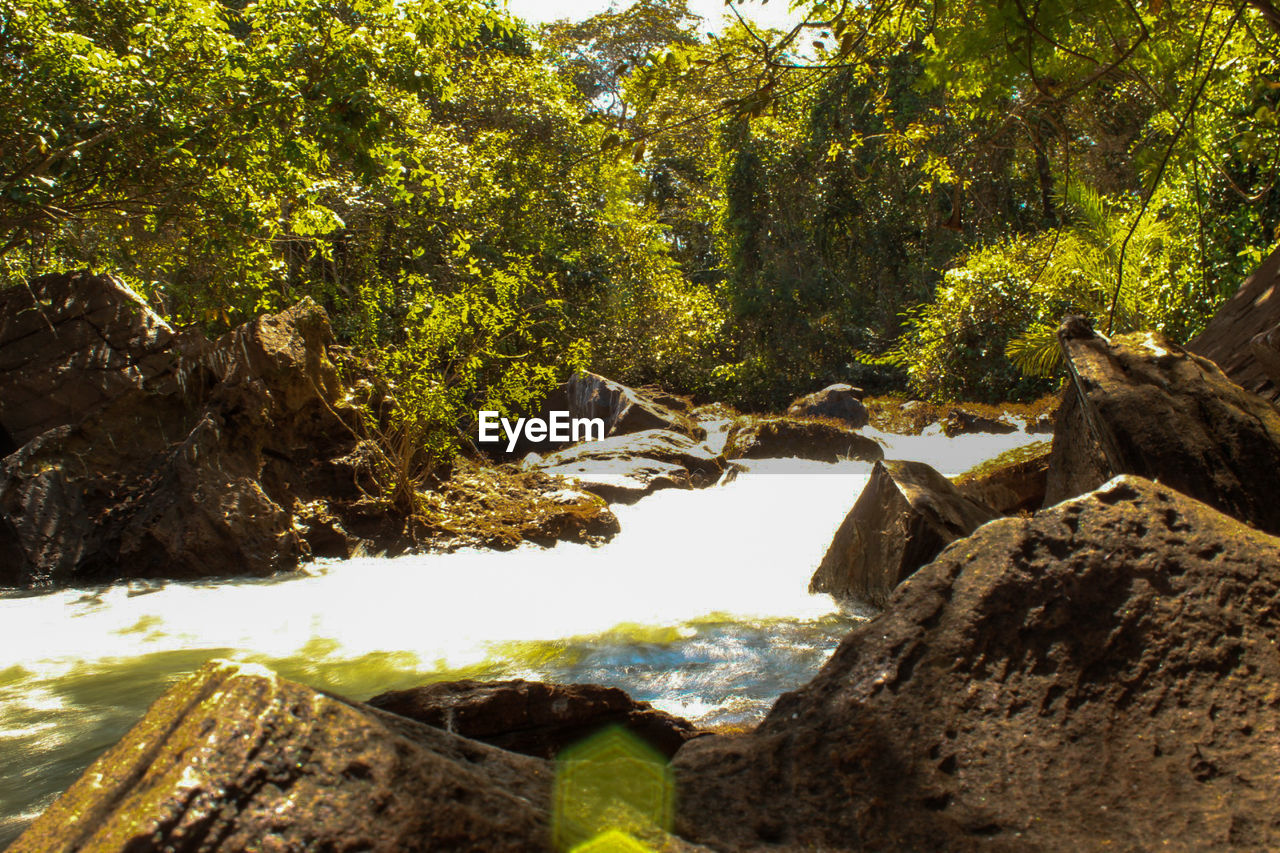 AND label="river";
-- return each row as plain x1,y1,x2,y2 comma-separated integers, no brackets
0,427,1041,847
